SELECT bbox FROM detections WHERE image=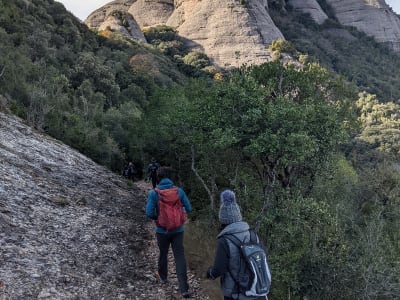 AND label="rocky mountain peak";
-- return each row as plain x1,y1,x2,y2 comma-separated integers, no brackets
84,0,400,68
86,0,284,68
